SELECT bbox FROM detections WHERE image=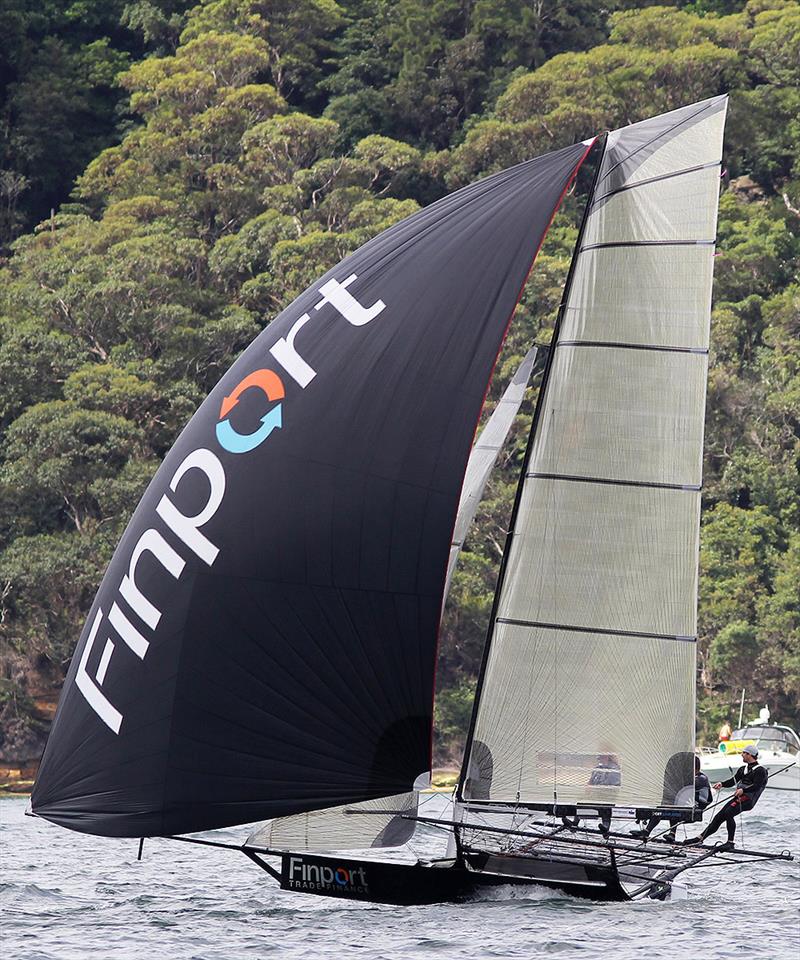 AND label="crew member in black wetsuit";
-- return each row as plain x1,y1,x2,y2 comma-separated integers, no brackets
684,744,767,851
630,756,712,842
